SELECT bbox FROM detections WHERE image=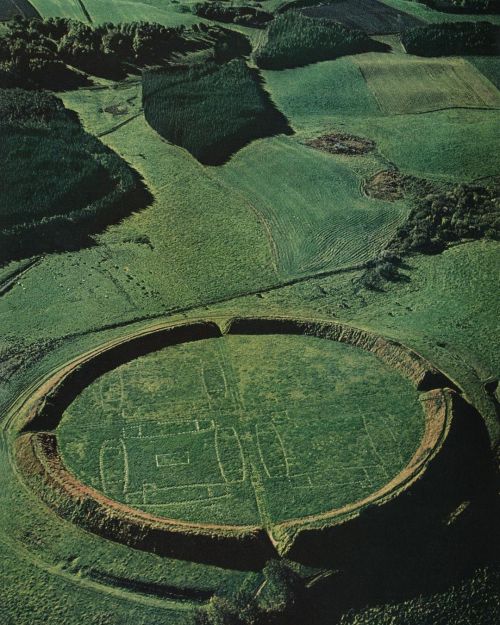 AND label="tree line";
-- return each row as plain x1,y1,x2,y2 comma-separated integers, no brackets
401,21,499,55
0,17,248,90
